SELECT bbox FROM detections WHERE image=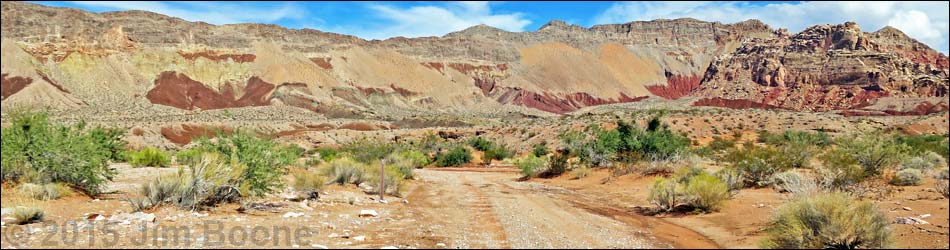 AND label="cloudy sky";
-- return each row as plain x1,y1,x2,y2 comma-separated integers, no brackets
32,1,950,54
